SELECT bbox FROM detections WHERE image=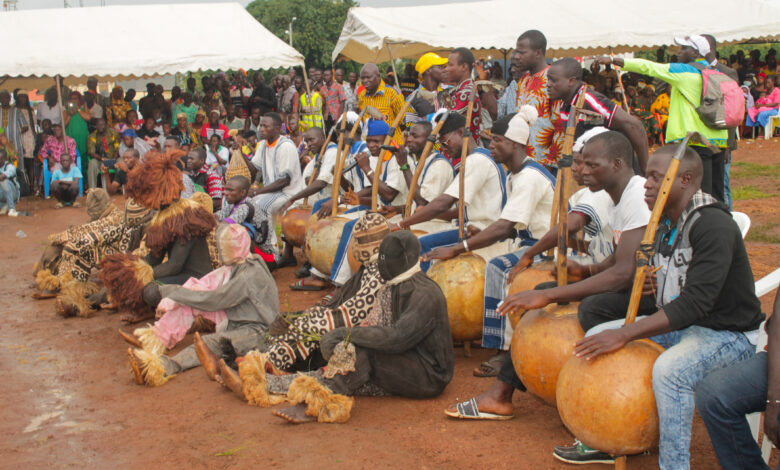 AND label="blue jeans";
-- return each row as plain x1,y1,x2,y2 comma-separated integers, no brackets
0,179,19,210
695,351,773,470
587,321,755,469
